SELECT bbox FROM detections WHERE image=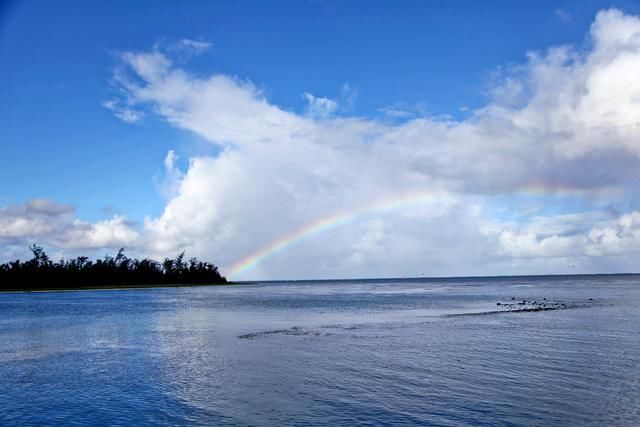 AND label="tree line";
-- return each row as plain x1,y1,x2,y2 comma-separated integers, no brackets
0,245,227,291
